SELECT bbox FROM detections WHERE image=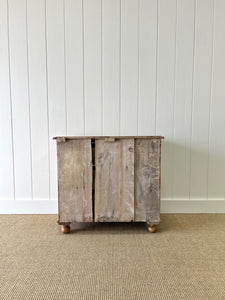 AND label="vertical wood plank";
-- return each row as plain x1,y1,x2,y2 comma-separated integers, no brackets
190,0,214,199
57,139,92,222
95,139,134,221
120,0,139,135
46,0,66,199
156,0,177,200
120,139,134,221
138,0,157,135
102,0,120,135
27,0,50,199
134,139,161,223
95,140,120,221
64,0,84,136
83,0,102,135
172,0,195,199
8,0,32,199
0,0,14,199
208,0,225,200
